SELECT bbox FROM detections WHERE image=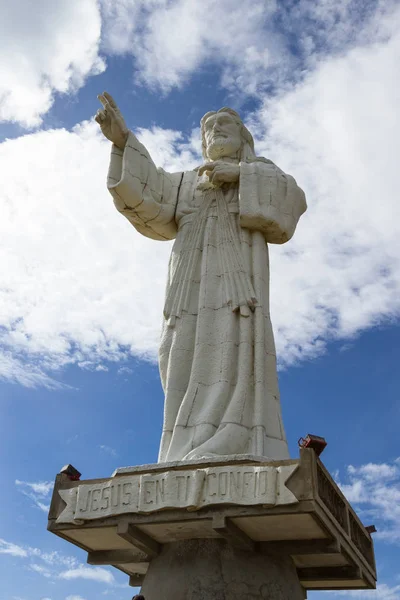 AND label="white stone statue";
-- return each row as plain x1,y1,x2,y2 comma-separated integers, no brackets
96,92,307,463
